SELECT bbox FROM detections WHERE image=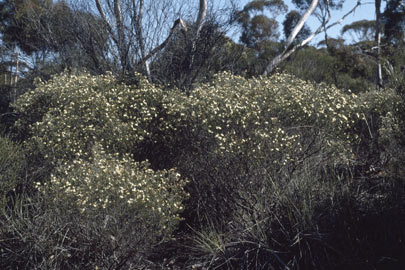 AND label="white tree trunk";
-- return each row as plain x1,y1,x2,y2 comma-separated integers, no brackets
375,0,383,89
263,0,362,76
263,0,319,76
